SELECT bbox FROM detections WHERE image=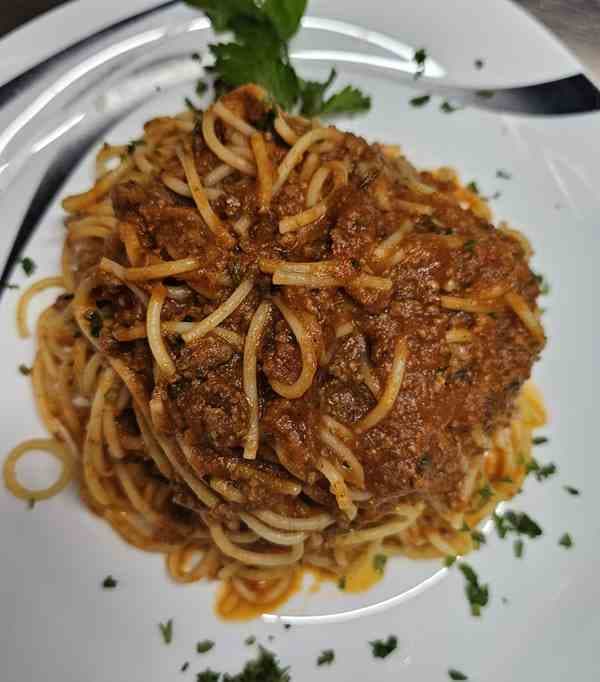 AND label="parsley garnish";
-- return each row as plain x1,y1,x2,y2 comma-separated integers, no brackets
102,575,117,589
463,239,477,252
440,100,461,113
413,48,427,79
460,522,471,532
197,640,215,654
159,619,173,645
196,671,219,682
478,483,493,501
513,539,524,558
338,577,346,590
370,636,398,659
186,0,370,117
496,169,512,180
444,555,457,567
449,670,468,681
185,97,202,114
410,94,431,107
493,510,542,540
27,498,36,509
224,646,289,681
474,59,484,69
532,436,549,445
466,181,480,195
476,89,495,99
18,364,31,376
533,272,550,295
127,139,144,154
283,624,291,630
196,80,208,96
84,309,103,337
20,257,36,276
526,457,557,482
471,530,486,548
2,283,19,290
181,662,190,672
459,563,489,617
317,650,335,666
373,554,387,574
245,636,256,646
559,533,573,549
564,486,580,496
